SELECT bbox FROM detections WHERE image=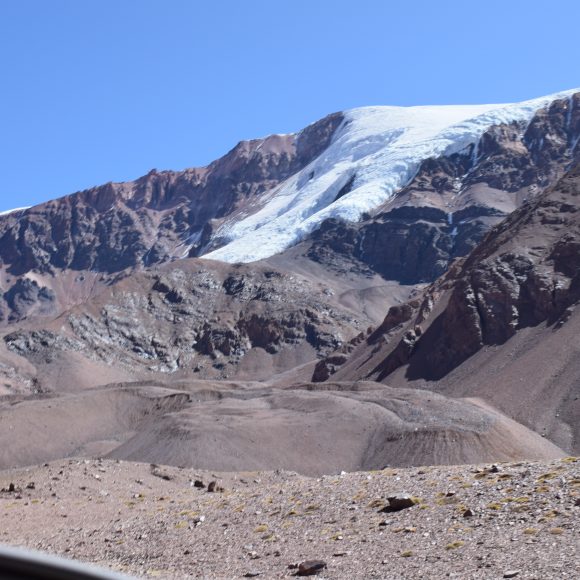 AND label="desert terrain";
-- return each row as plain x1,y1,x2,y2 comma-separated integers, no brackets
1,457,578,578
